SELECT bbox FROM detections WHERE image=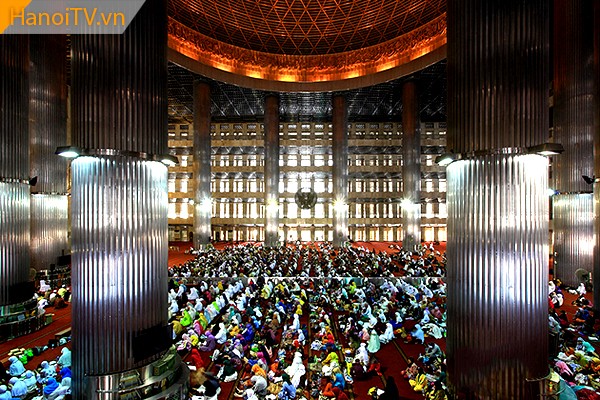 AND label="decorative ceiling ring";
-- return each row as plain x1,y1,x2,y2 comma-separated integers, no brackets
167,14,447,92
